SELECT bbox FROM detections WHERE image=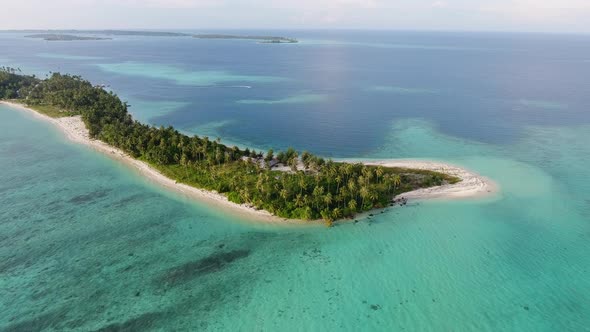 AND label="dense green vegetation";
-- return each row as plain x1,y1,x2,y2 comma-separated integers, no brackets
193,34,298,43
6,30,191,37
25,34,111,41
0,68,459,224
6,30,297,44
